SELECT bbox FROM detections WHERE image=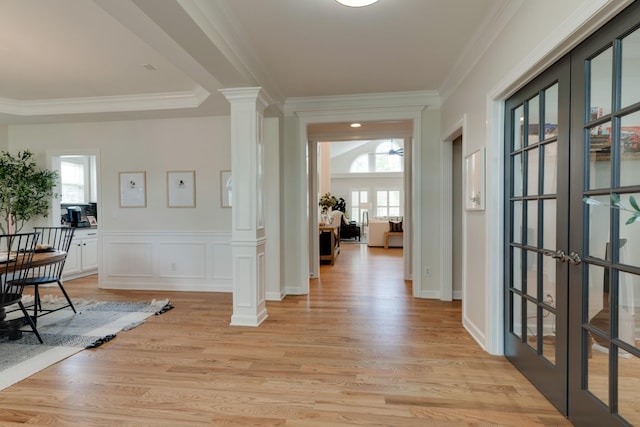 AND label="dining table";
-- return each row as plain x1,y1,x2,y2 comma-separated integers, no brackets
0,250,67,274
0,249,67,340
